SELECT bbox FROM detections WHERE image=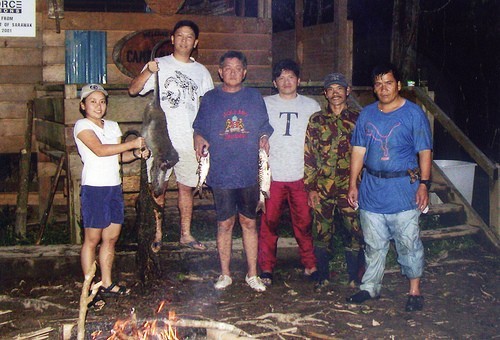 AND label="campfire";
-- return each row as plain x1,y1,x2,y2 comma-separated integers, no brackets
89,302,179,339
